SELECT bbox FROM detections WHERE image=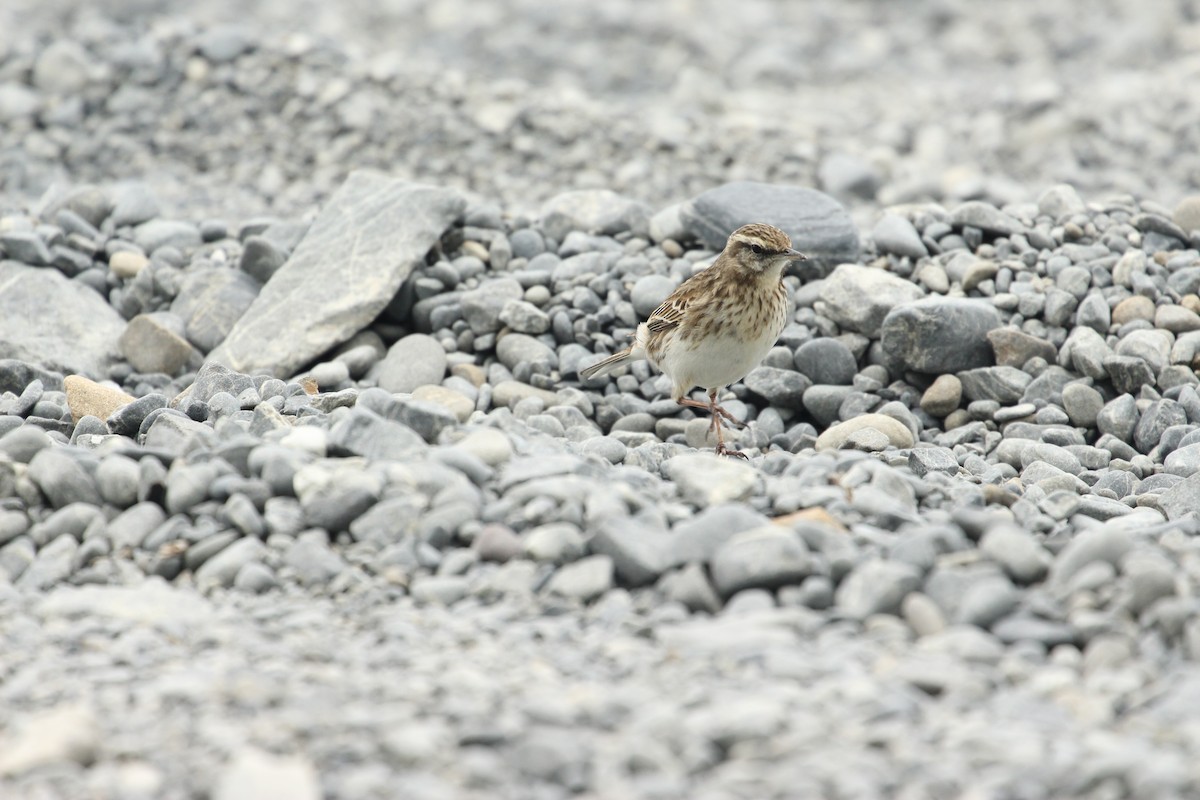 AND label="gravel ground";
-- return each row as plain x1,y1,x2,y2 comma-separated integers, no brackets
4,2,1200,799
